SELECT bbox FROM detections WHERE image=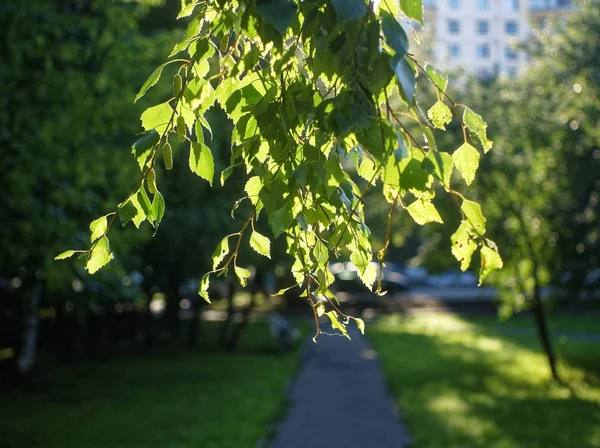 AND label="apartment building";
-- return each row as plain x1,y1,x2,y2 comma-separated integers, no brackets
422,0,575,77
